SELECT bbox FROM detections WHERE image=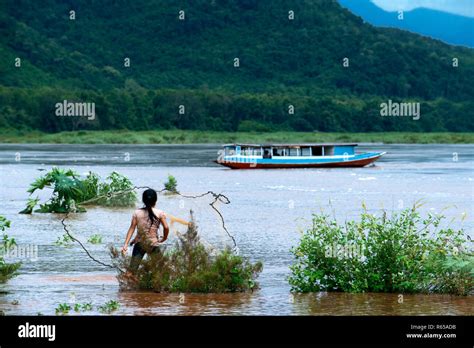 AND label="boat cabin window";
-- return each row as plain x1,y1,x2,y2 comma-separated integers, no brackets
241,146,262,156
301,147,311,156
288,148,299,156
273,148,286,156
241,147,251,156
263,147,272,158
225,146,236,156
311,146,323,156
